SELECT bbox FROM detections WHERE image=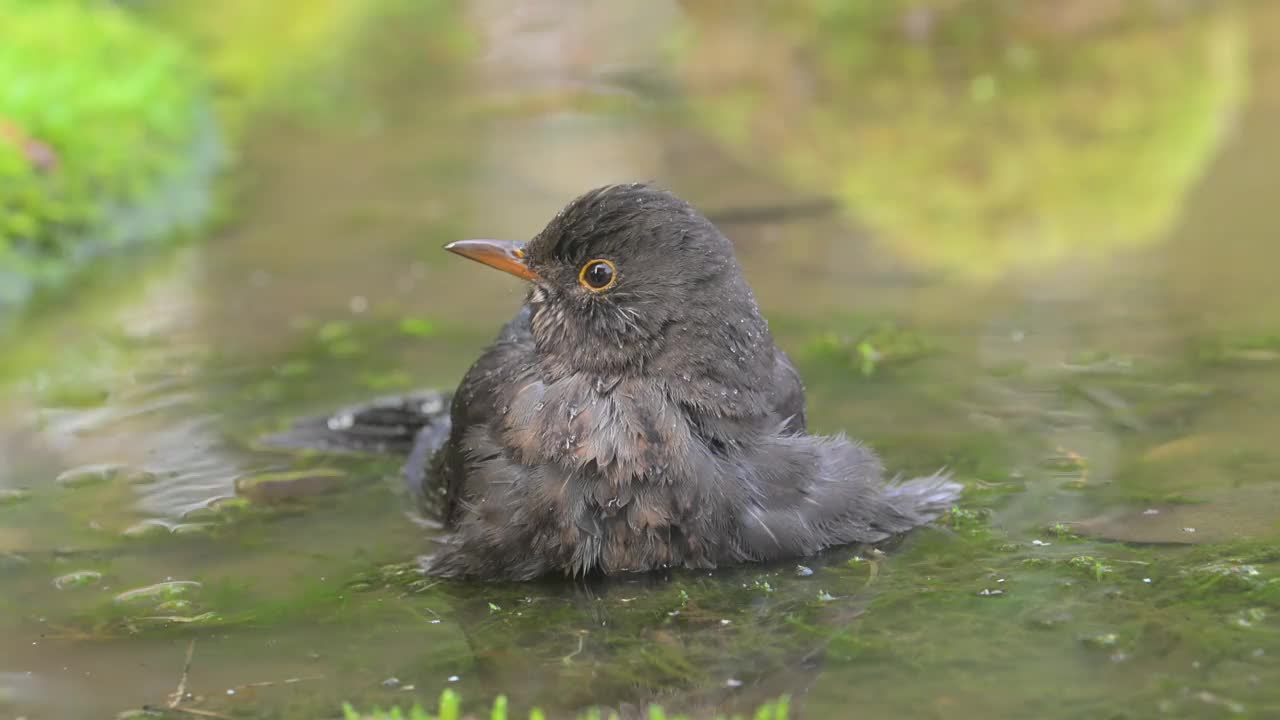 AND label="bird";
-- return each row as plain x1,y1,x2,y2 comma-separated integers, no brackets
398,182,961,581
262,183,960,580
